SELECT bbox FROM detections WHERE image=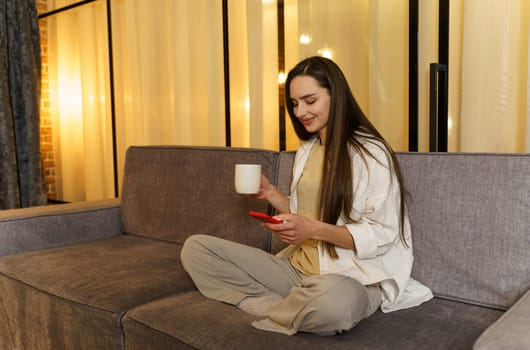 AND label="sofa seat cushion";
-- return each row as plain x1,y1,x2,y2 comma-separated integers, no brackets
0,235,191,349
122,292,503,350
